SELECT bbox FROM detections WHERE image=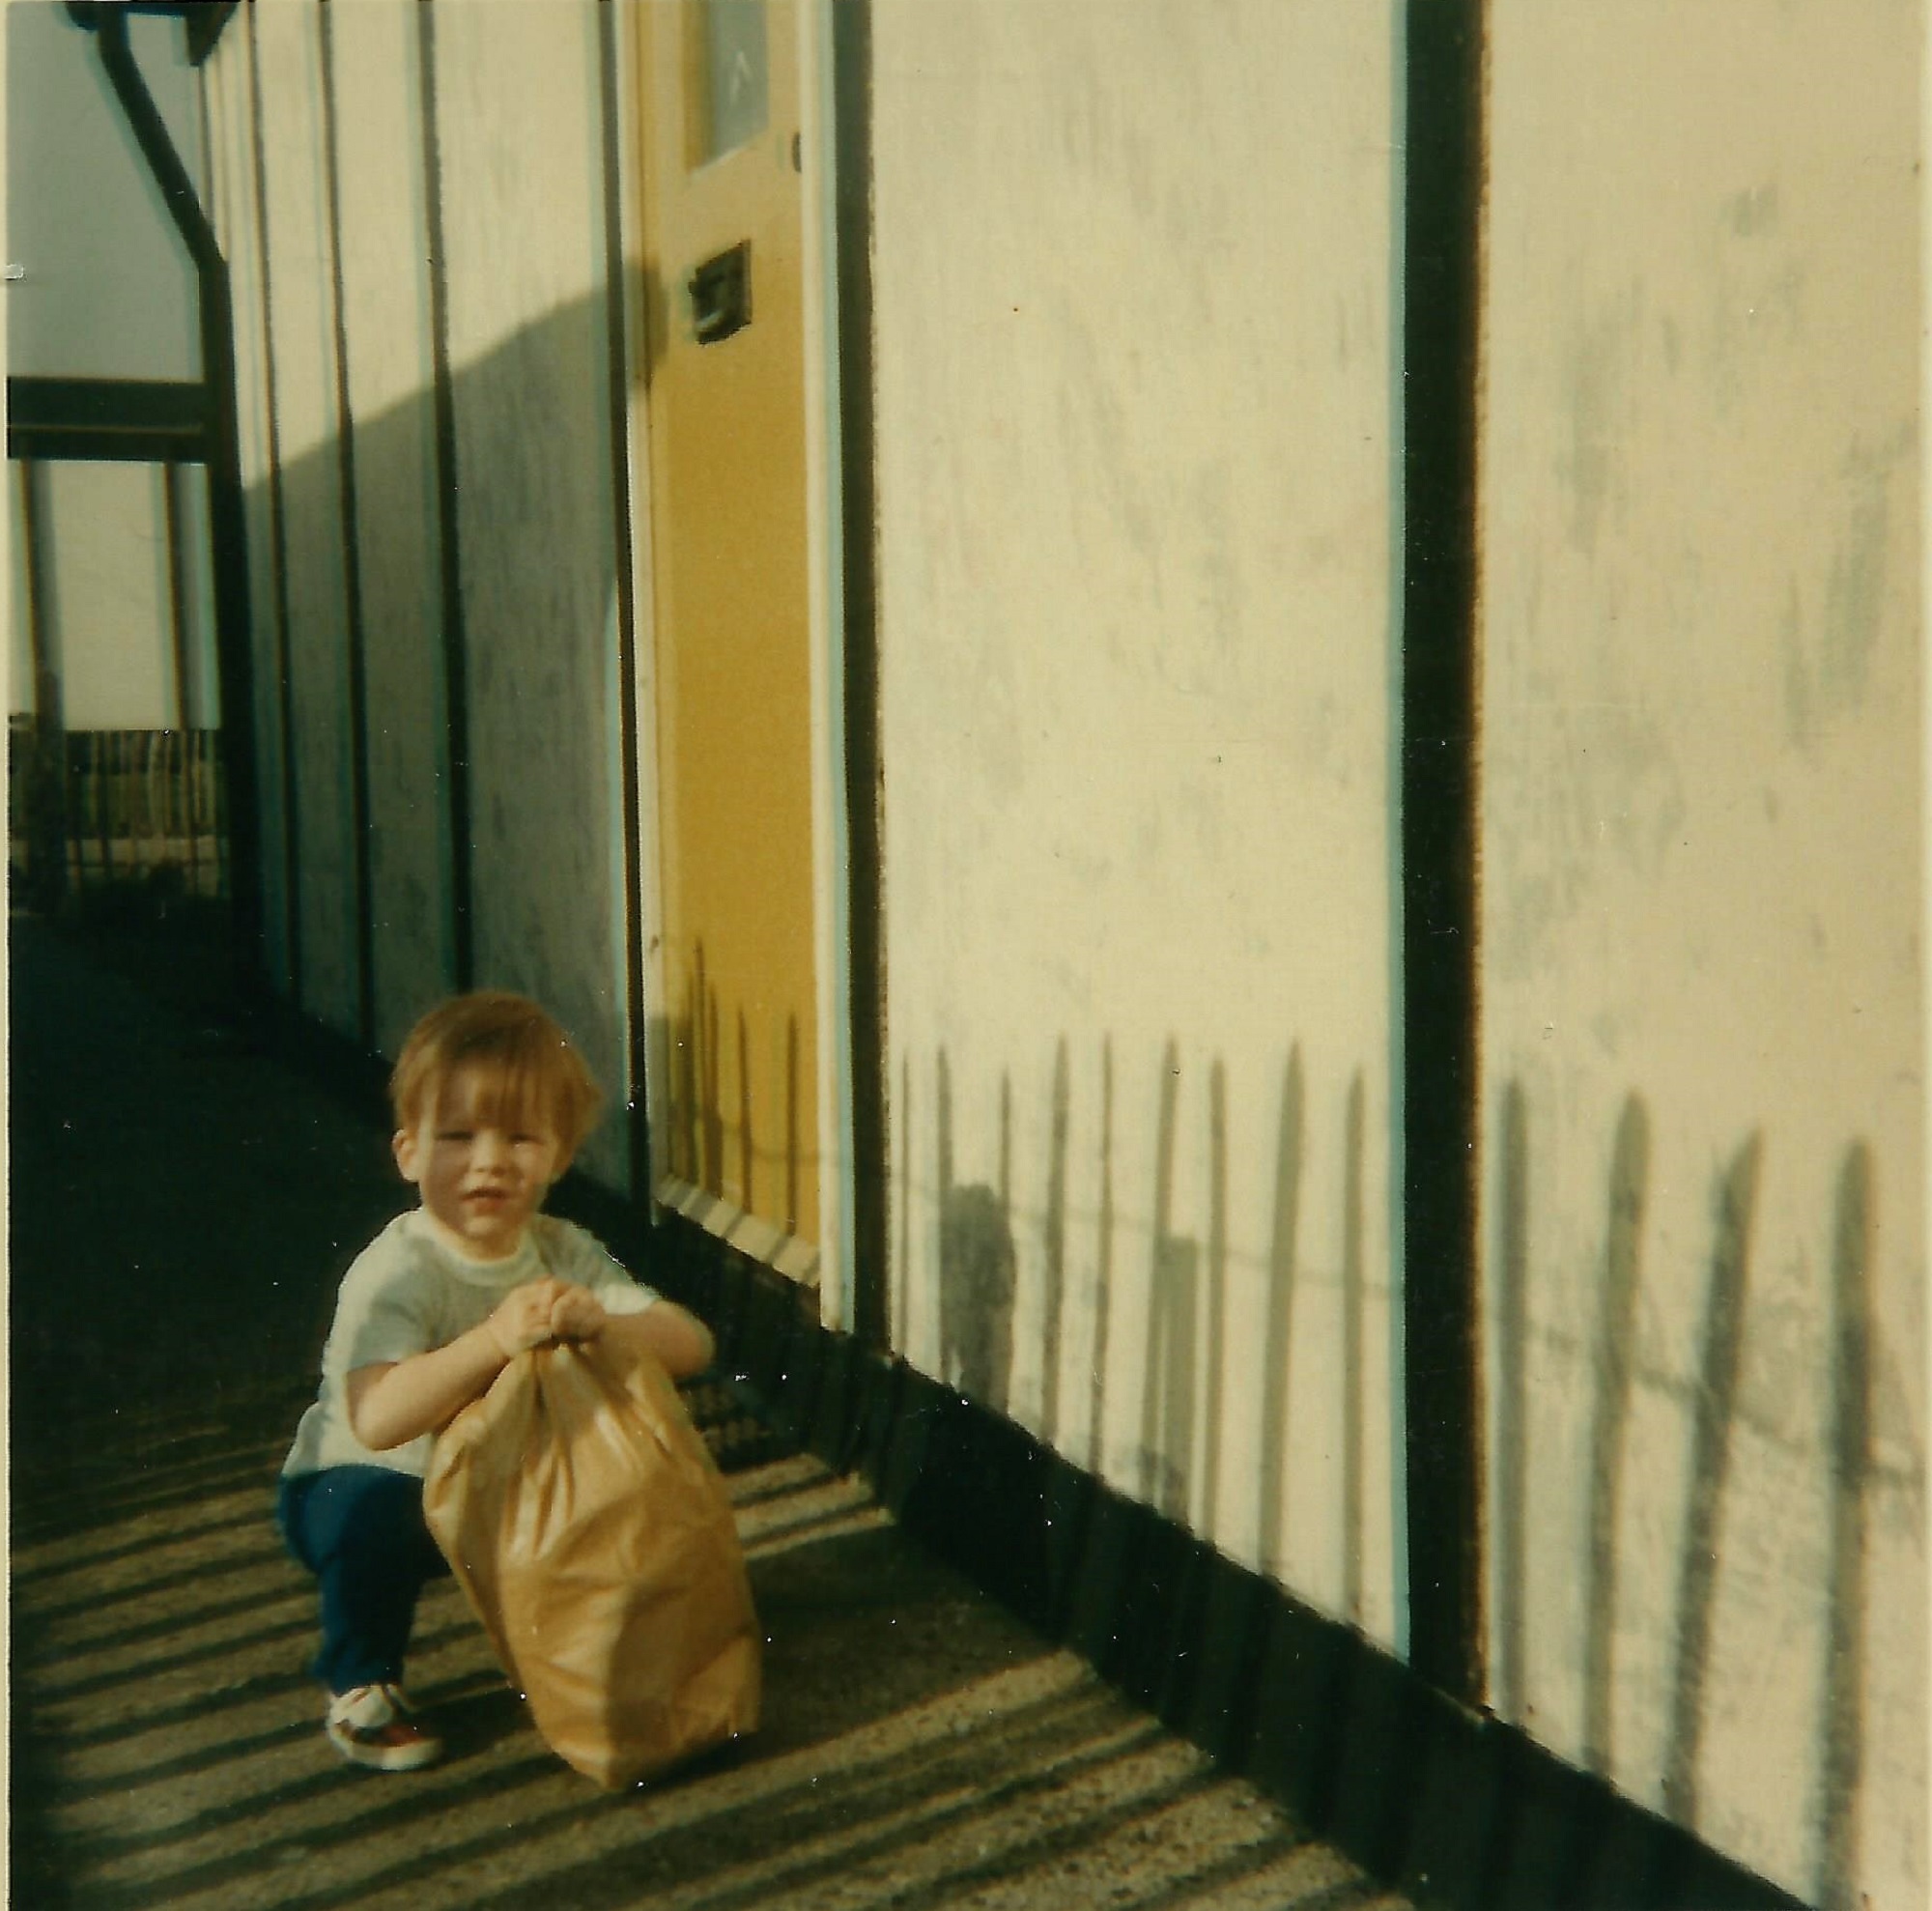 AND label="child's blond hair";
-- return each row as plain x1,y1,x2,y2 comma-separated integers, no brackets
389,992,603,1161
